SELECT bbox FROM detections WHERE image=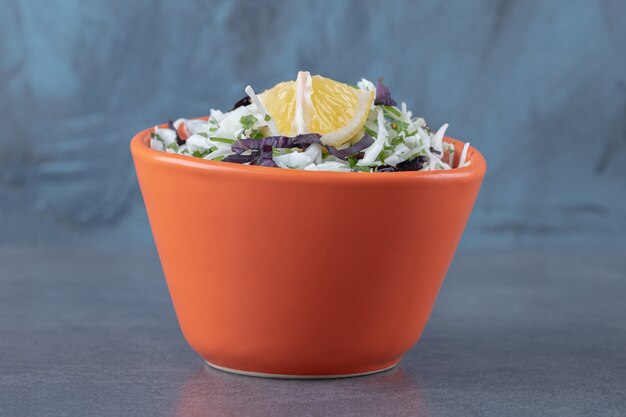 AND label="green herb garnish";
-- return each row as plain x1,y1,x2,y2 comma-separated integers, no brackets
250,130,265,139
347,156,371,172
192,150,209,158
364,126,378,138
240,115,258,130
391,136,404,146
210,137,235,144
393,120,409,132
383,105,402,117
